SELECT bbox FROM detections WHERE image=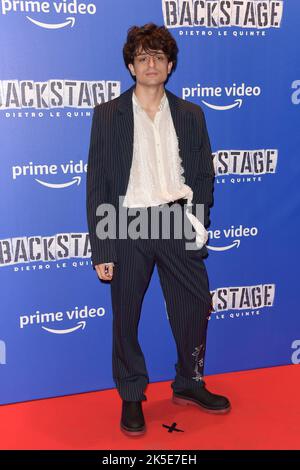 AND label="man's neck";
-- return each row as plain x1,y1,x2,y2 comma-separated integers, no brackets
133,84,165,111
